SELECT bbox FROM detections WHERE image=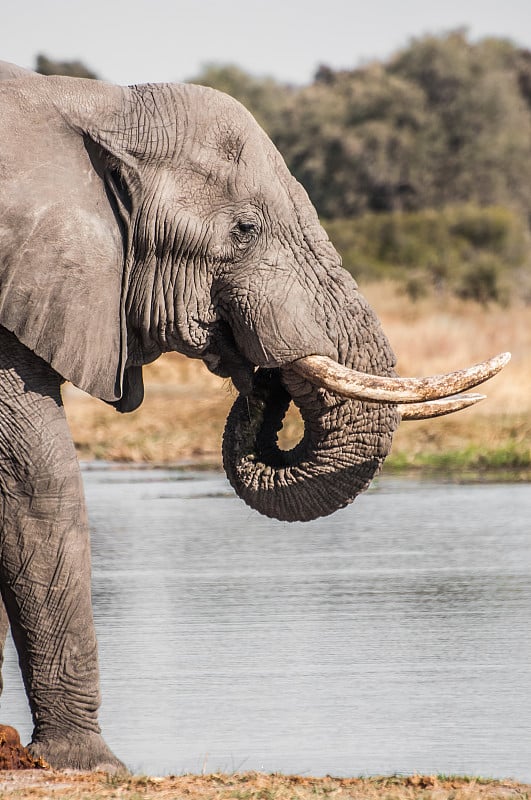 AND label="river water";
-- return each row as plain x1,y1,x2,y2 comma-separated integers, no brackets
0,468,529,779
